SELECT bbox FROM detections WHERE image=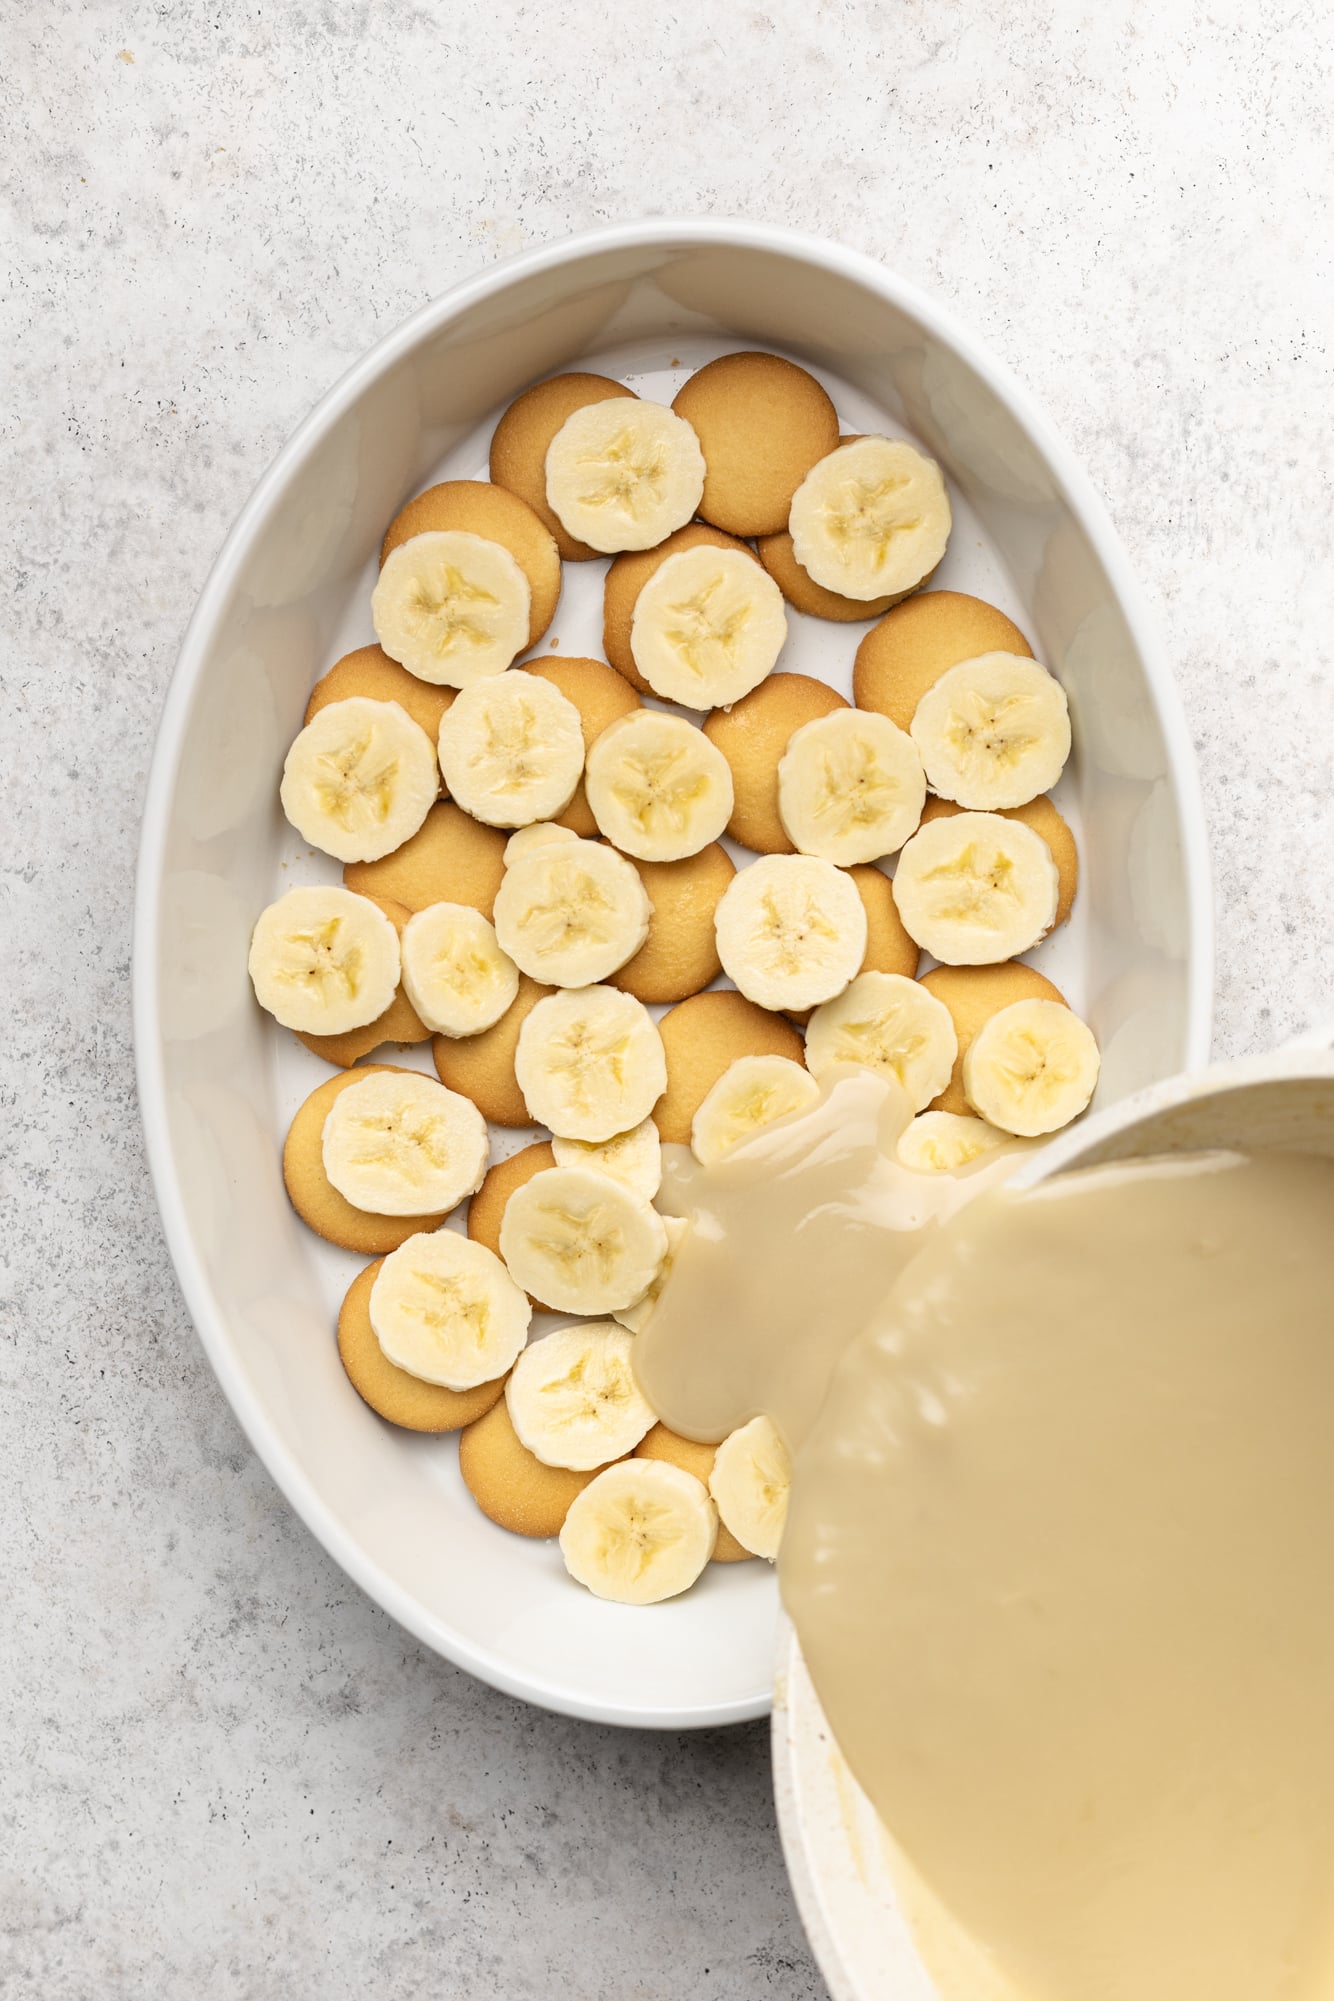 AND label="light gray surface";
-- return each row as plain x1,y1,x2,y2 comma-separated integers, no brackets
4,3,1331,1995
